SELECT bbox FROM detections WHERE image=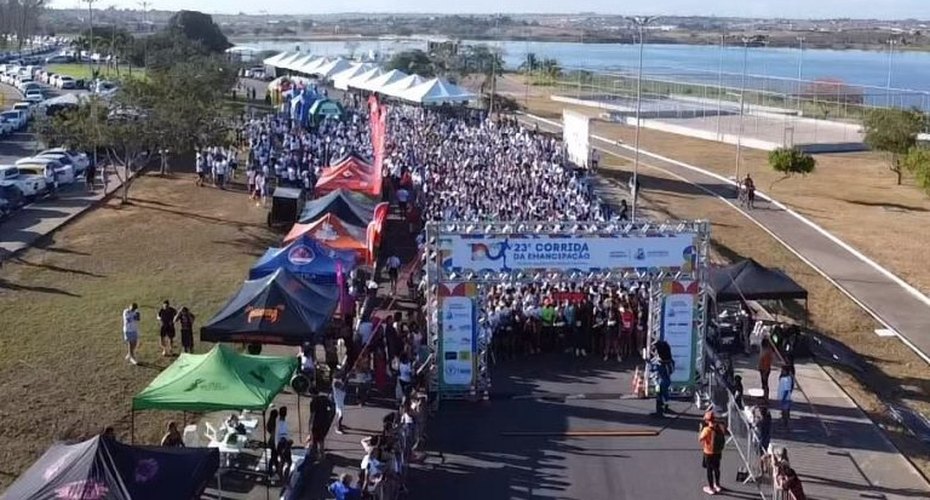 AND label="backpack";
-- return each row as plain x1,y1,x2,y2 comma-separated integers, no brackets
712,424,726,453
